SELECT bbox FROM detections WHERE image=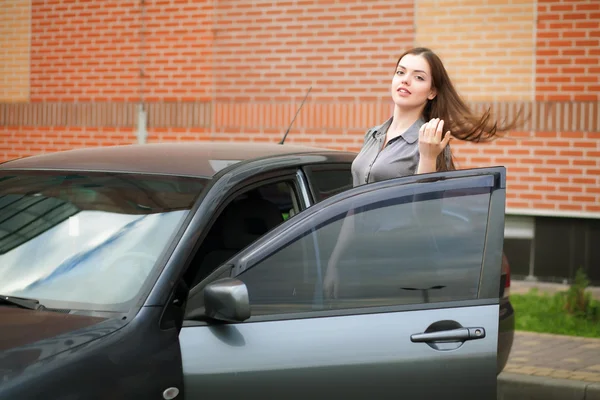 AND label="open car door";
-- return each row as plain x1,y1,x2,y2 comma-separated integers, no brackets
180,167,506,400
